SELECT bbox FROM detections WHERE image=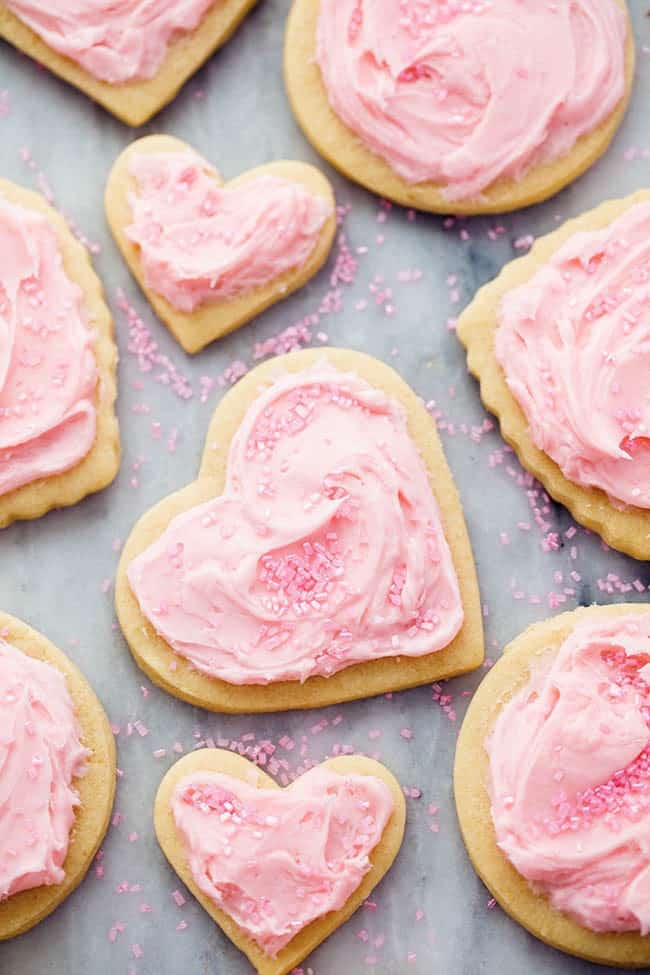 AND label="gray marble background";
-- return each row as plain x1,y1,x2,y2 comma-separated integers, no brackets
1,3,649,973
